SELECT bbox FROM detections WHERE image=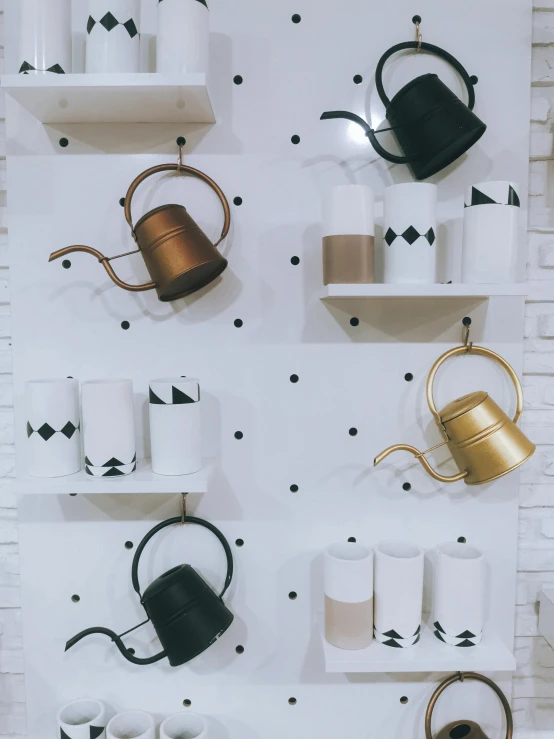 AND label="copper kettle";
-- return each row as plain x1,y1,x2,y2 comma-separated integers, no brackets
49,161,231,302
426,672,512,739
374,344,535,485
